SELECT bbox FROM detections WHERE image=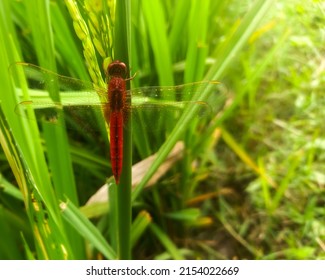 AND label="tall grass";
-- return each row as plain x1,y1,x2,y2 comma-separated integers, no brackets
1,0,322,260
